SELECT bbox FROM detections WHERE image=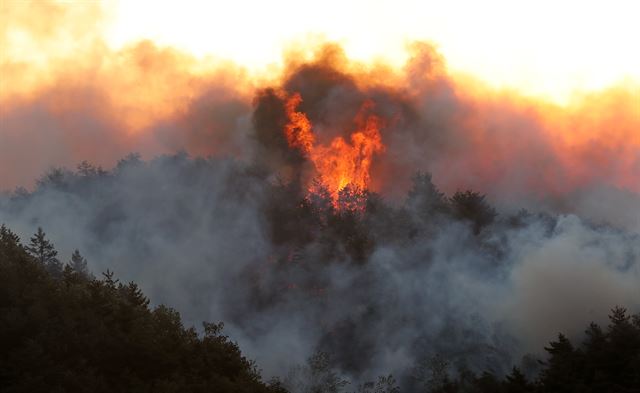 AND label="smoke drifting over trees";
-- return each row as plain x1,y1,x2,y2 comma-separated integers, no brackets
3,224,639,392
1,151,638,390
1,2,639,391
